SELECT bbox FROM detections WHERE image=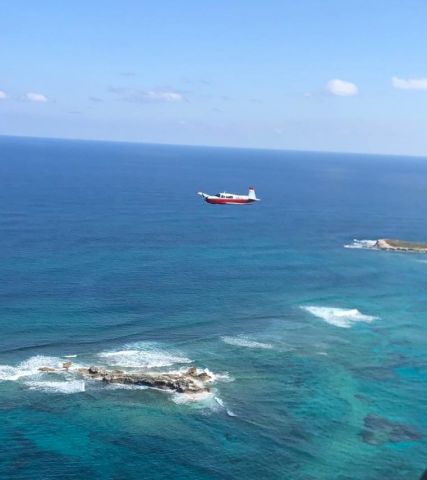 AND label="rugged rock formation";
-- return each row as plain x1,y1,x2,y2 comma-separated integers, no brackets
87,366,107,375
83,366,211,393
375,239,427,253
38,364,212,395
